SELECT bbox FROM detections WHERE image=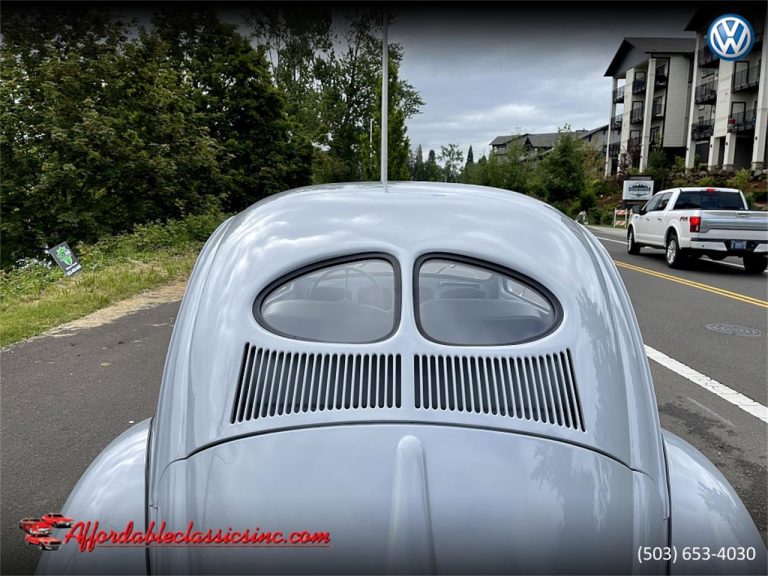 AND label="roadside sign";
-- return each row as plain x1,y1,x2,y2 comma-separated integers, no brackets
622,179,654,202
48,242,82,277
